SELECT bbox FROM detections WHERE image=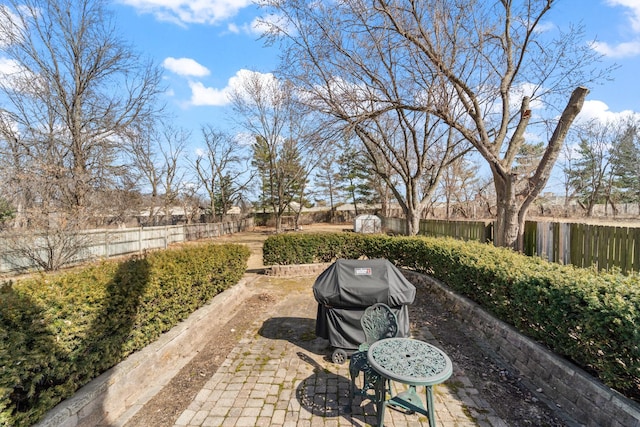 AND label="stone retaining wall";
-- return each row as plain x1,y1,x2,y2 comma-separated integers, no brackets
267,262,331,277
264,263,640,426
404,271,640,427
34,279,253,427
